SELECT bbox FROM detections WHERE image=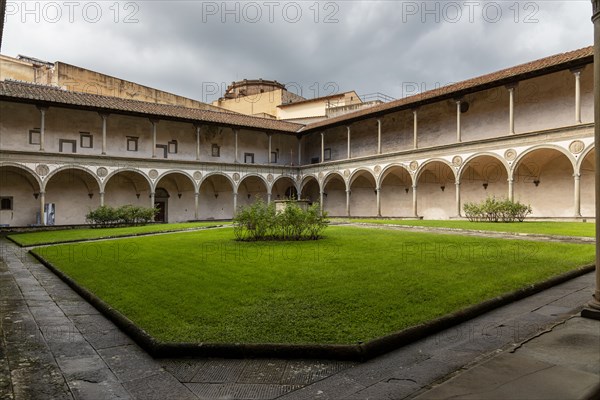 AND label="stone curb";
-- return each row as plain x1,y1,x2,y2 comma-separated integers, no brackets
6,225,229,248
29,250,595,361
